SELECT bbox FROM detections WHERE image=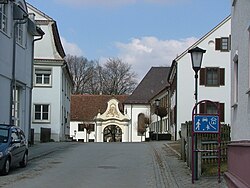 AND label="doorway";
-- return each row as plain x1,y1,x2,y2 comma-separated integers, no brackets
103,125,122,142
